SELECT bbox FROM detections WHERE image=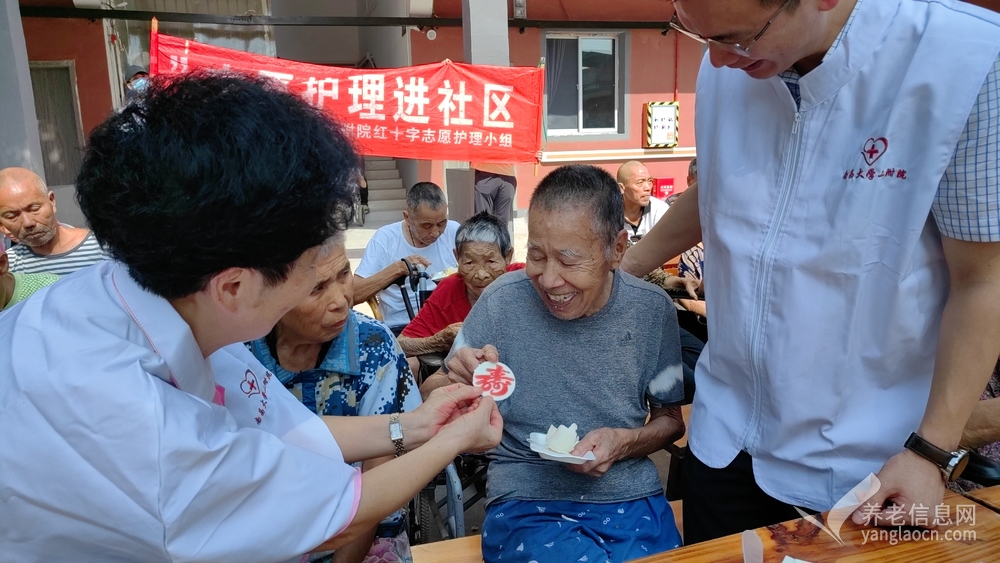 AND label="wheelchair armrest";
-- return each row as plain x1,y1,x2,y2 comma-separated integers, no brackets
418,353,444,370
